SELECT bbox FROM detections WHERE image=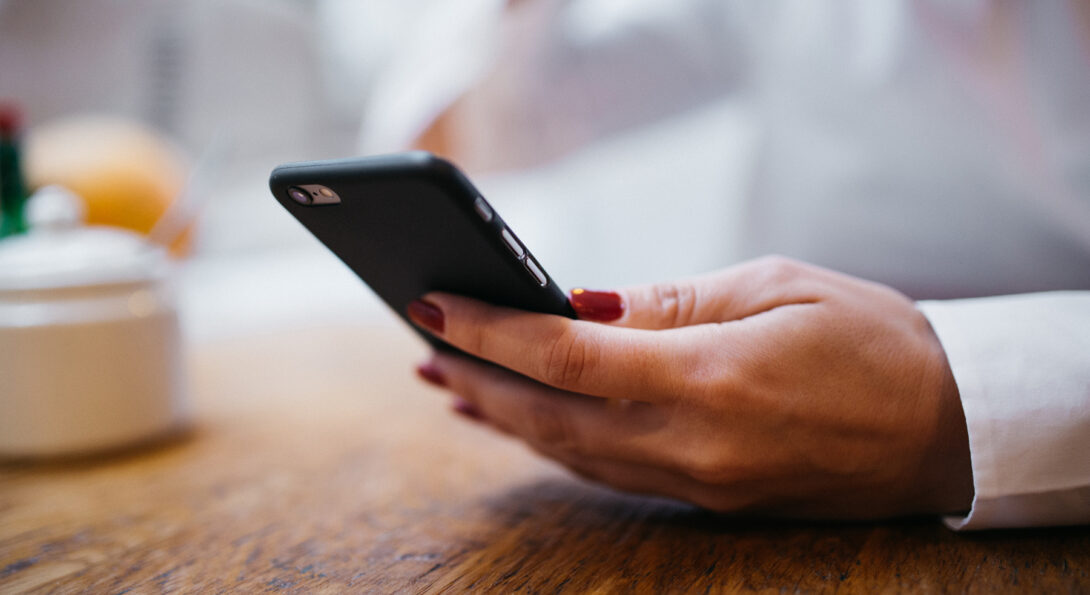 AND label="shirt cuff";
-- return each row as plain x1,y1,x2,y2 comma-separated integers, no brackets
918,292,1090,530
